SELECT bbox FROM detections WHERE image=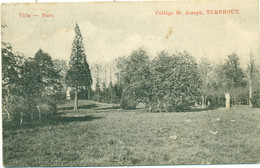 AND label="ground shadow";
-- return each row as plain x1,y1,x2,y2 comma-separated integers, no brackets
140,105,226,113
184,107,218,113
3,115,103,131
55,115,103,122
95,106,120,110
57,104,98,111
3,120,57,131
